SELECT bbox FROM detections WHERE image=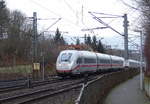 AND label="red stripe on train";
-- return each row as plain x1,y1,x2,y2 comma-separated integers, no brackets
57,64,123,72
57,70,71,73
